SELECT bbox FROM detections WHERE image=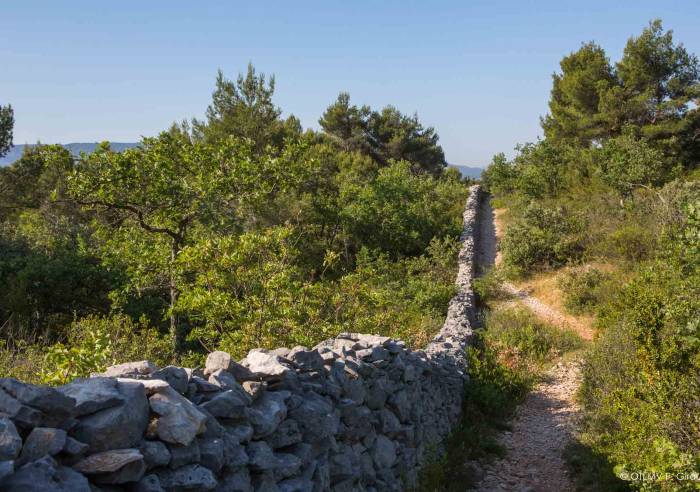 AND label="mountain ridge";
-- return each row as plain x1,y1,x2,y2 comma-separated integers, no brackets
0,142,139,165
